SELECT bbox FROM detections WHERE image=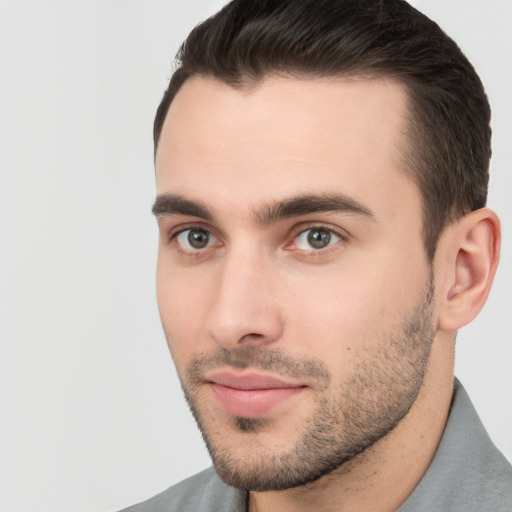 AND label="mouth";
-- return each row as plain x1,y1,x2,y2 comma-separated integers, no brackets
204,370,307,418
